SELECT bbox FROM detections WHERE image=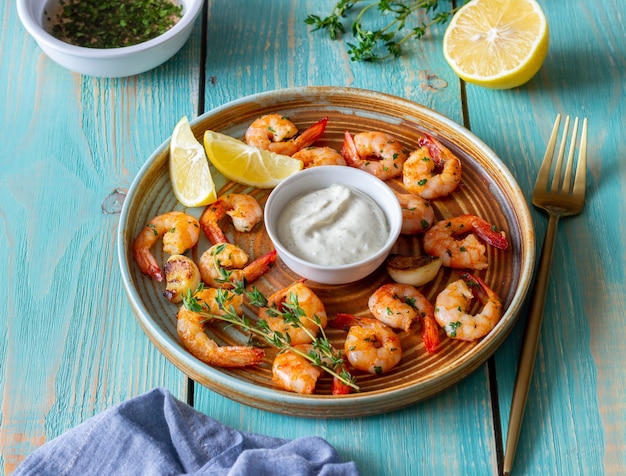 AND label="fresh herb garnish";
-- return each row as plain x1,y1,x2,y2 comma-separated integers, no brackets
305,1,465,62
445,320,462,337
183,282,358,392
45,0,183,49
